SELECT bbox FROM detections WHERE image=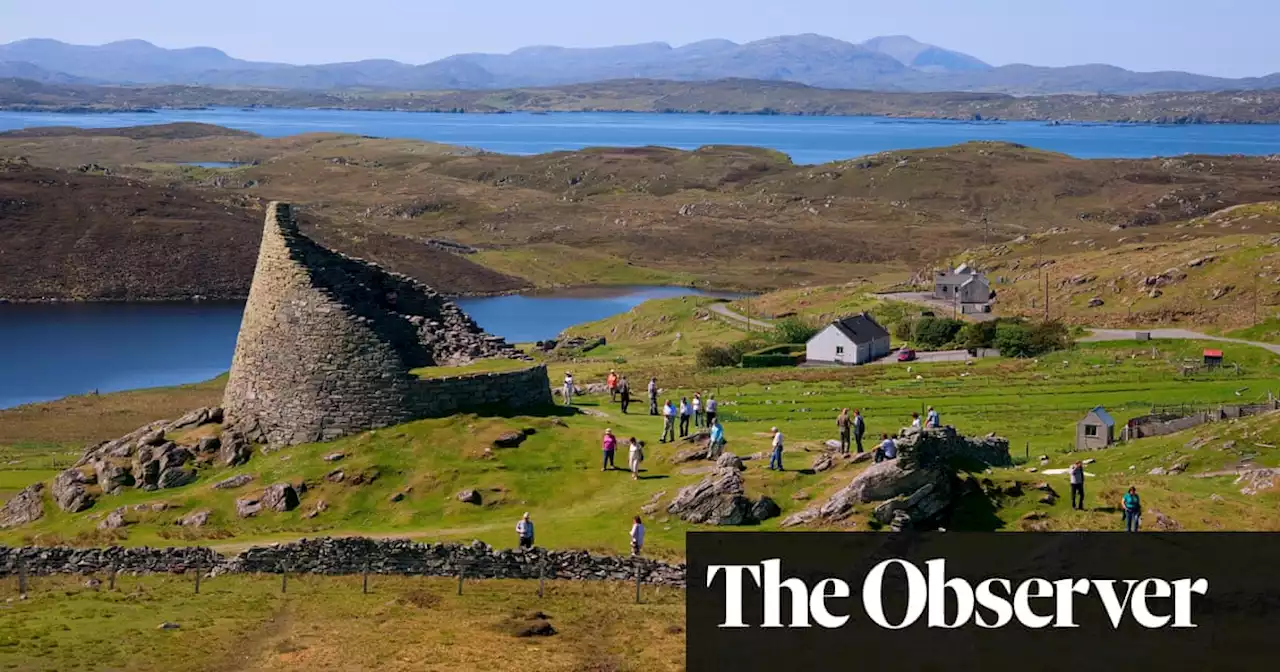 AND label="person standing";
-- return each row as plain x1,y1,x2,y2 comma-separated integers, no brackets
516,512,535,549
692,393,703,428
562,372,575,406
628,437,645,480
607,370,619,403
618,376,632,414
874,434,897,463
836,408,852,455
768,427,785,471
630,516,646,556
679,397,692,438
909,412,922,431
1122,486,1142,532
708,418,726,458
1069,461,1086,510
660,400,676,443
602,429,618,471
706,395,718,426
926,406,941,429
853,409,866,454
648,378,659,416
